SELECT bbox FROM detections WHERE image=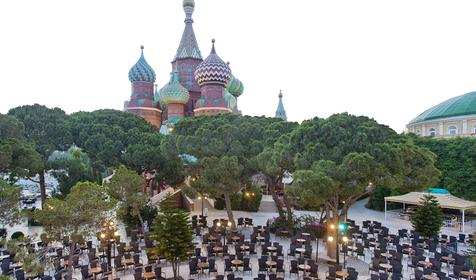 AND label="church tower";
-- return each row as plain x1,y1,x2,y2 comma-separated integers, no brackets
275,90,287,121
193,40,233,116
171,0,203,117
124,46,162,127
